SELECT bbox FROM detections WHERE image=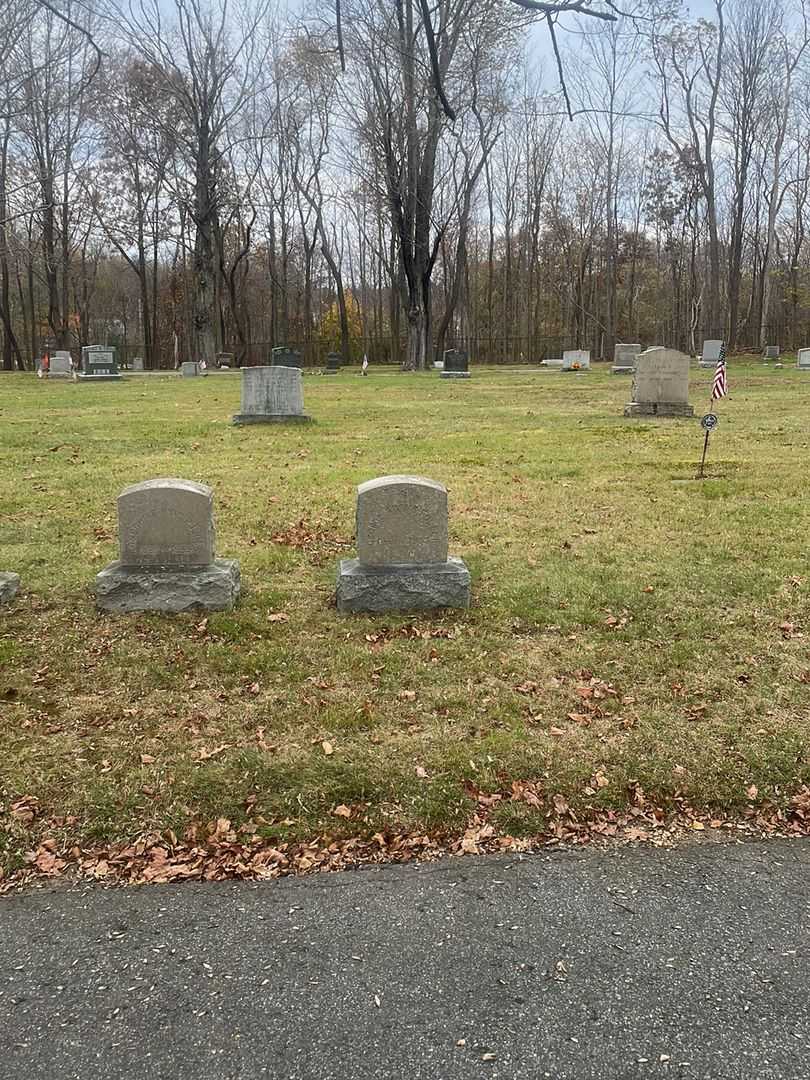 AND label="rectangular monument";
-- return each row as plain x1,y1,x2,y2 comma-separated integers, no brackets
181,361,202,377
764,344,780,360
324,352,341,375
95,478,240,612
131,356,144,372
612,343,641,374
233,365,311,424
440,349,470,379
624,348,694,417
798,348,810,370
79,345,121,381
700,340,722,369
562,349,590,371
336,475,470,613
